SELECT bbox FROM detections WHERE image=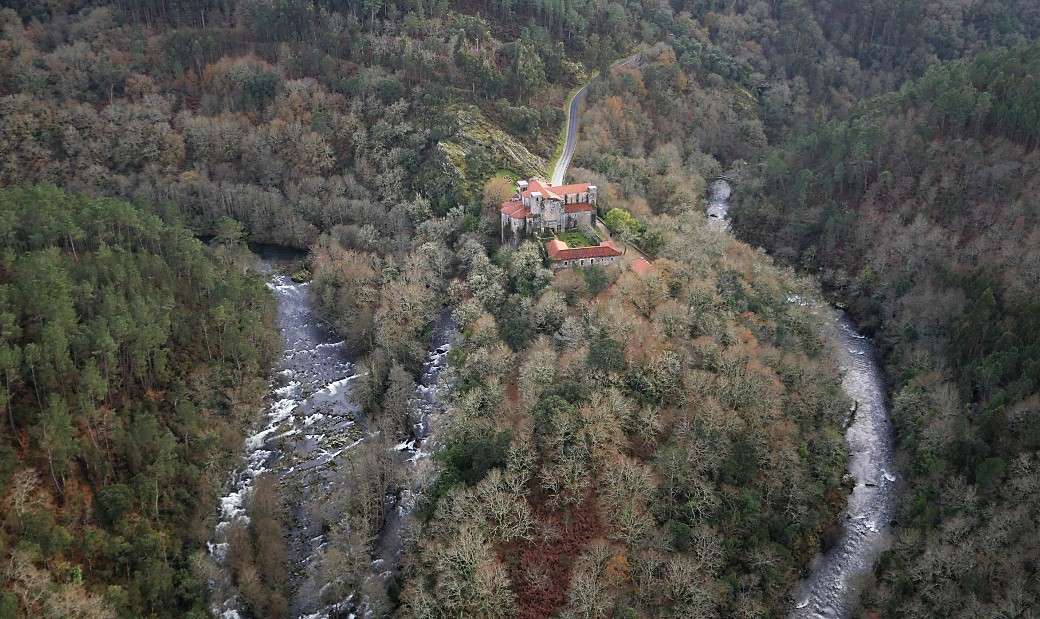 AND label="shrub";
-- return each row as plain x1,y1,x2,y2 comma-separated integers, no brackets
436,431,513,487
95,484,134,528
721,440,758,485
588,337,627,373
